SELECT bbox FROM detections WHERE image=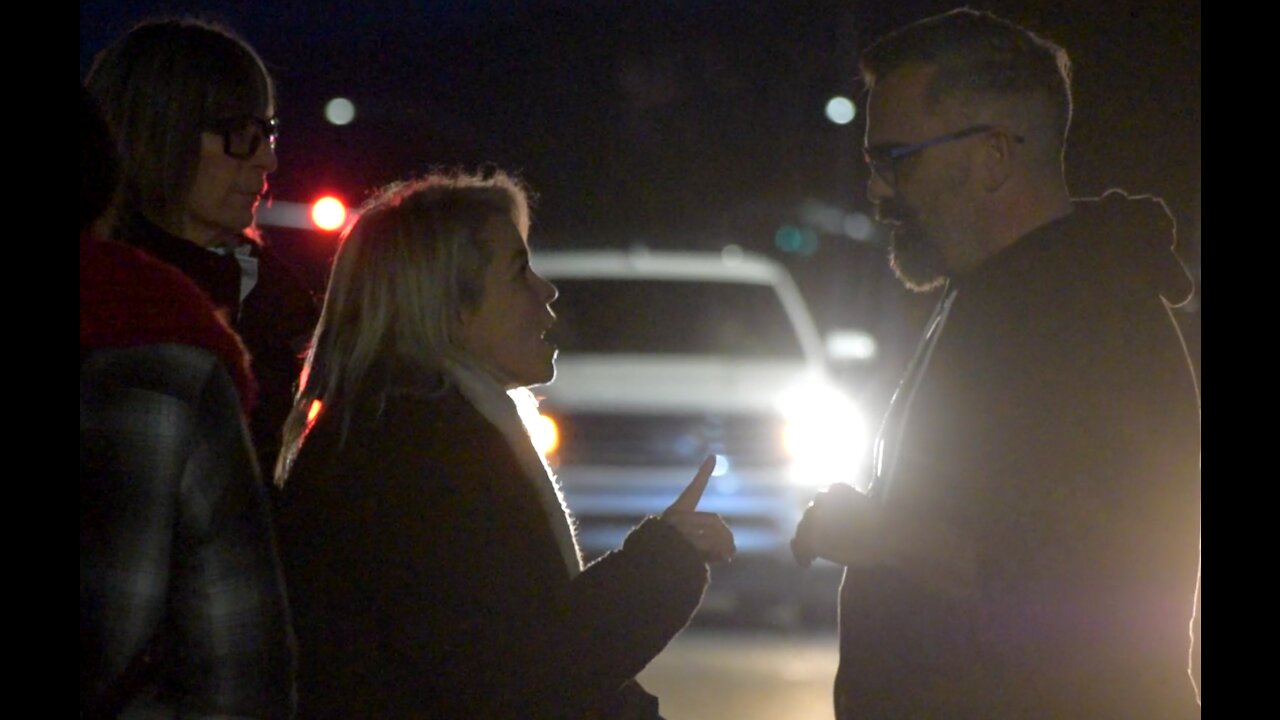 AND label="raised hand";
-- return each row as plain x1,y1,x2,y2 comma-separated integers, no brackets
661,456,736,563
